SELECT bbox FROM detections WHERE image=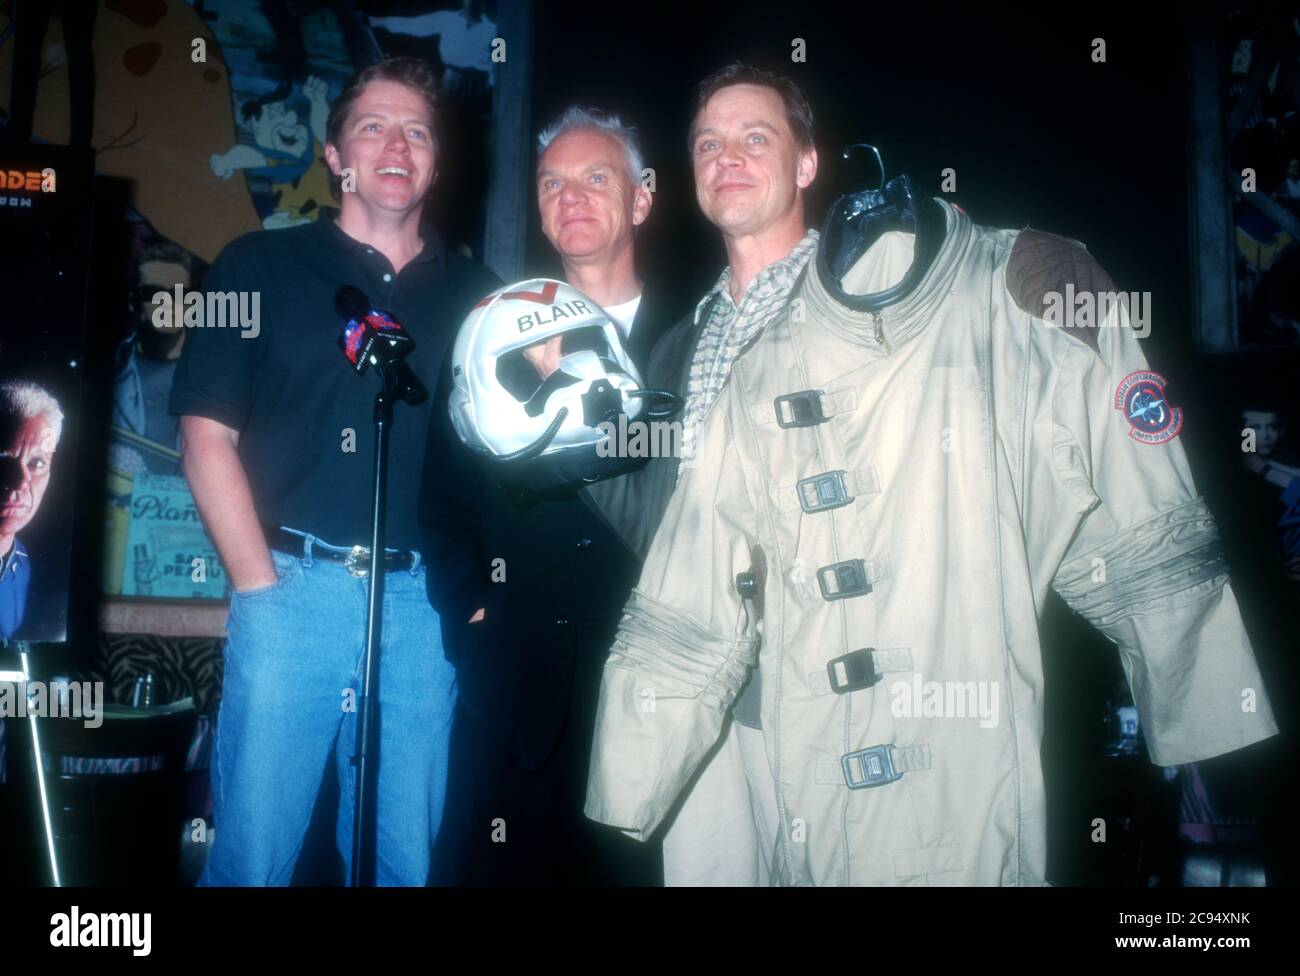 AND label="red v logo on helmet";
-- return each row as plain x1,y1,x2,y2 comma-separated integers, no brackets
475,278,561,309
472,280,561,310
503,281,560,305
